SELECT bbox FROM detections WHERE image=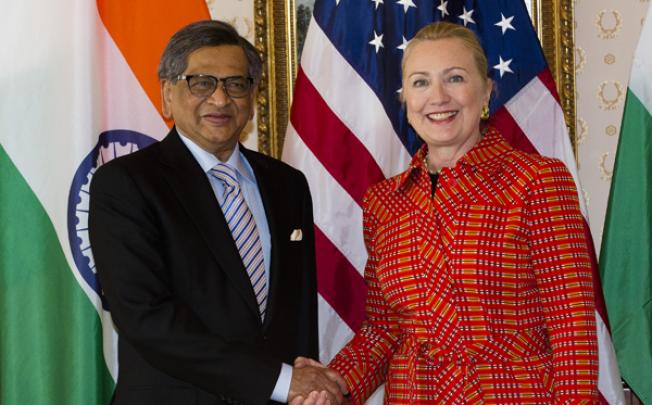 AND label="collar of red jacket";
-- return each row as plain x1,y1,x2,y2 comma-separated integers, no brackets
394,125,514,191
